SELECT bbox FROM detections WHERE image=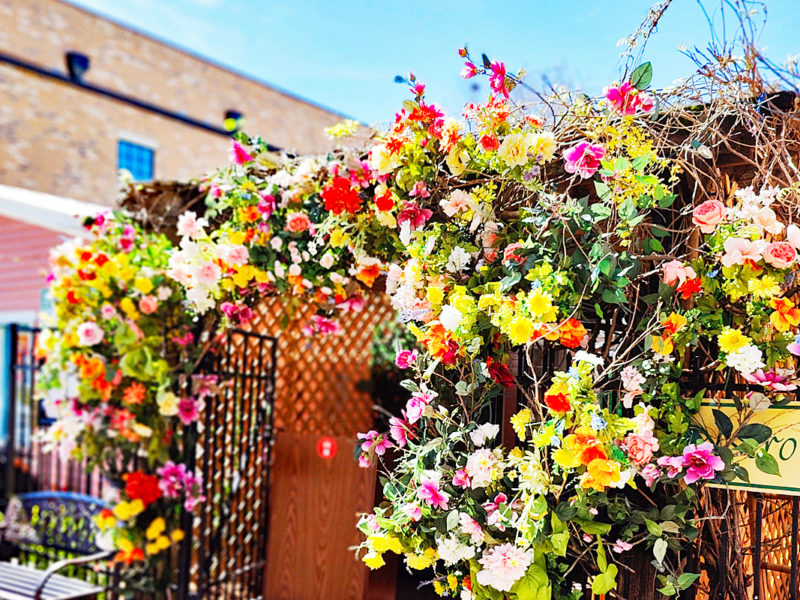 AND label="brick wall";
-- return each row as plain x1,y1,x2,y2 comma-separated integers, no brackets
0,0,350,204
